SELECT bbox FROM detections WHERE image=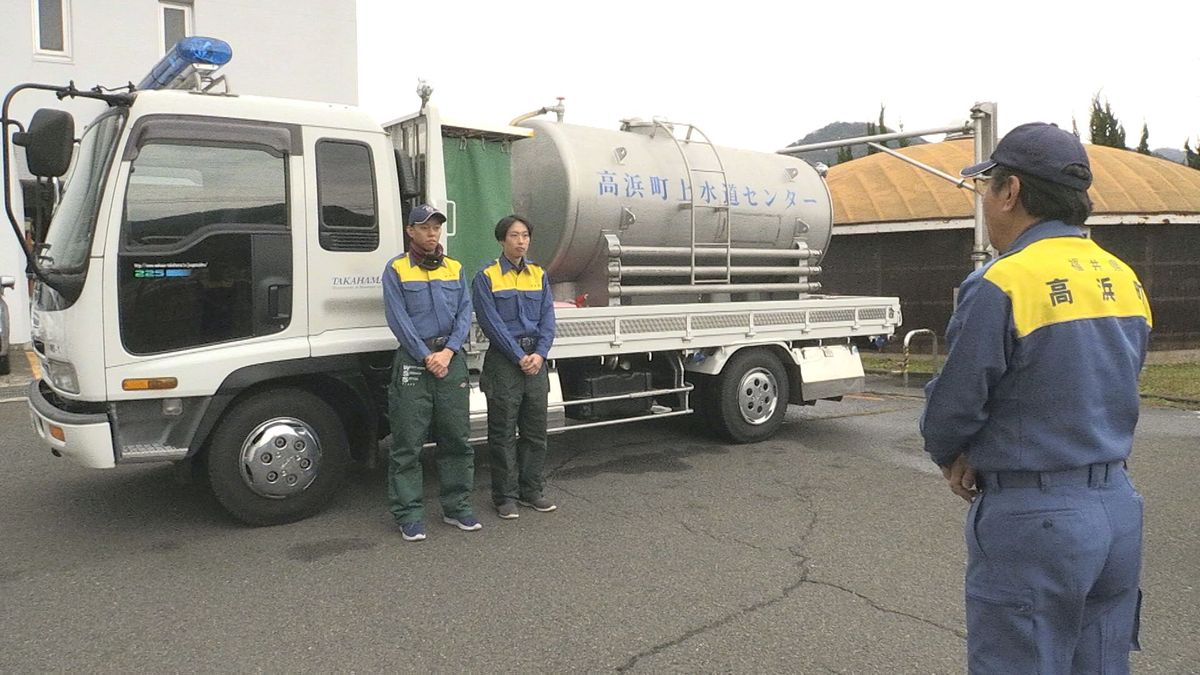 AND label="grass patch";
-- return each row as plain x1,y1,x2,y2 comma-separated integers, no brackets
863,353,1200,405
868,353,1195,403
861,353,940,376
1139,362,1200,403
